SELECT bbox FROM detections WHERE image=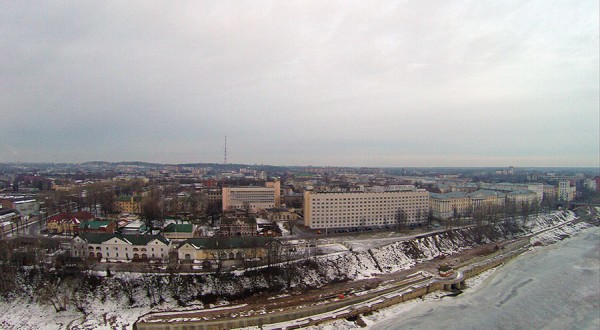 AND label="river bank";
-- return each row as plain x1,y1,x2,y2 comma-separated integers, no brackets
134,211,593,329
0,210,595,329
308,225,600,330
